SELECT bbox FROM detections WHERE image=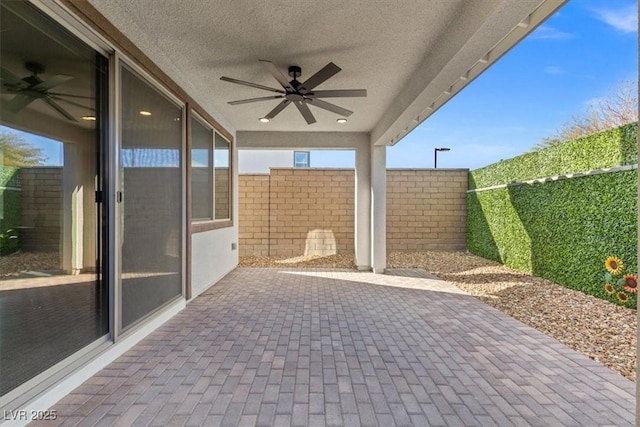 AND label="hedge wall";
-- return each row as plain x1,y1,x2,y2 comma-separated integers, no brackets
470,123,637,189
467,169,637,308
0,167,21,255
